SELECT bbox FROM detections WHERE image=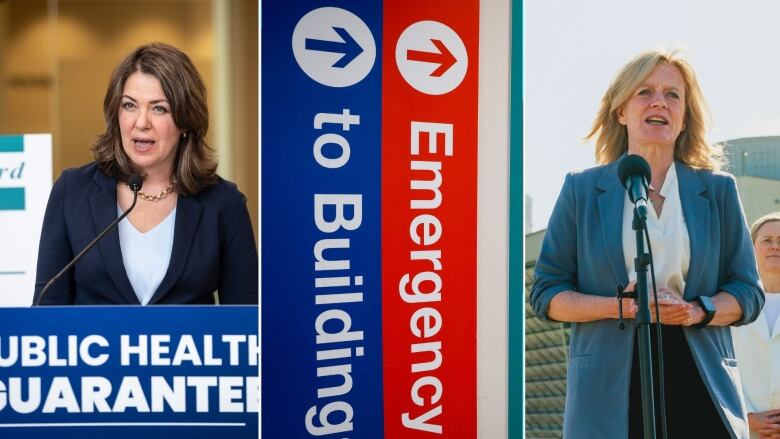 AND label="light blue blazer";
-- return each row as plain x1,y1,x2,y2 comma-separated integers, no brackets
530,160,764,439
